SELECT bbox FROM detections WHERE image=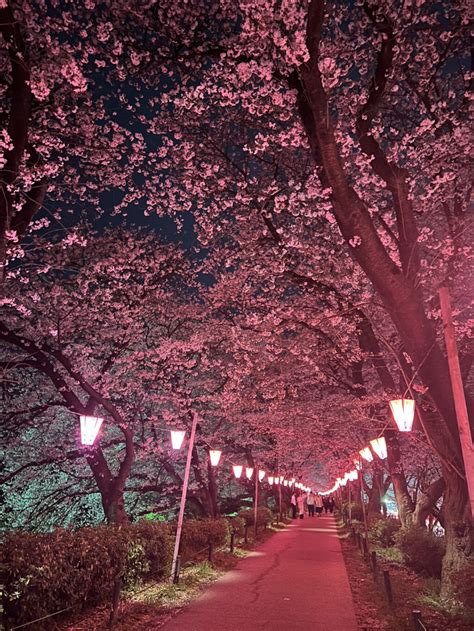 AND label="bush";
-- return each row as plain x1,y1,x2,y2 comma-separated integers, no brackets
226,515,245,535
451,560,474,609
340,500,364,522
180,518,229,558
368,516,401,547
238,507,273,528
395,525,445,577
1,521,172,629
